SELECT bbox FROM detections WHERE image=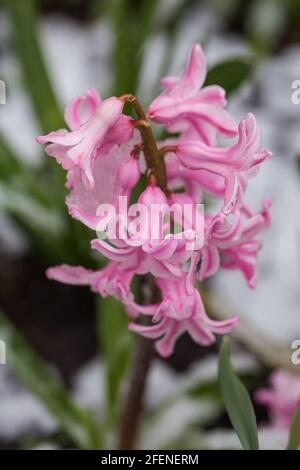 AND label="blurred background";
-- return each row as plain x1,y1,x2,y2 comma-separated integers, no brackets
0,0,300,450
